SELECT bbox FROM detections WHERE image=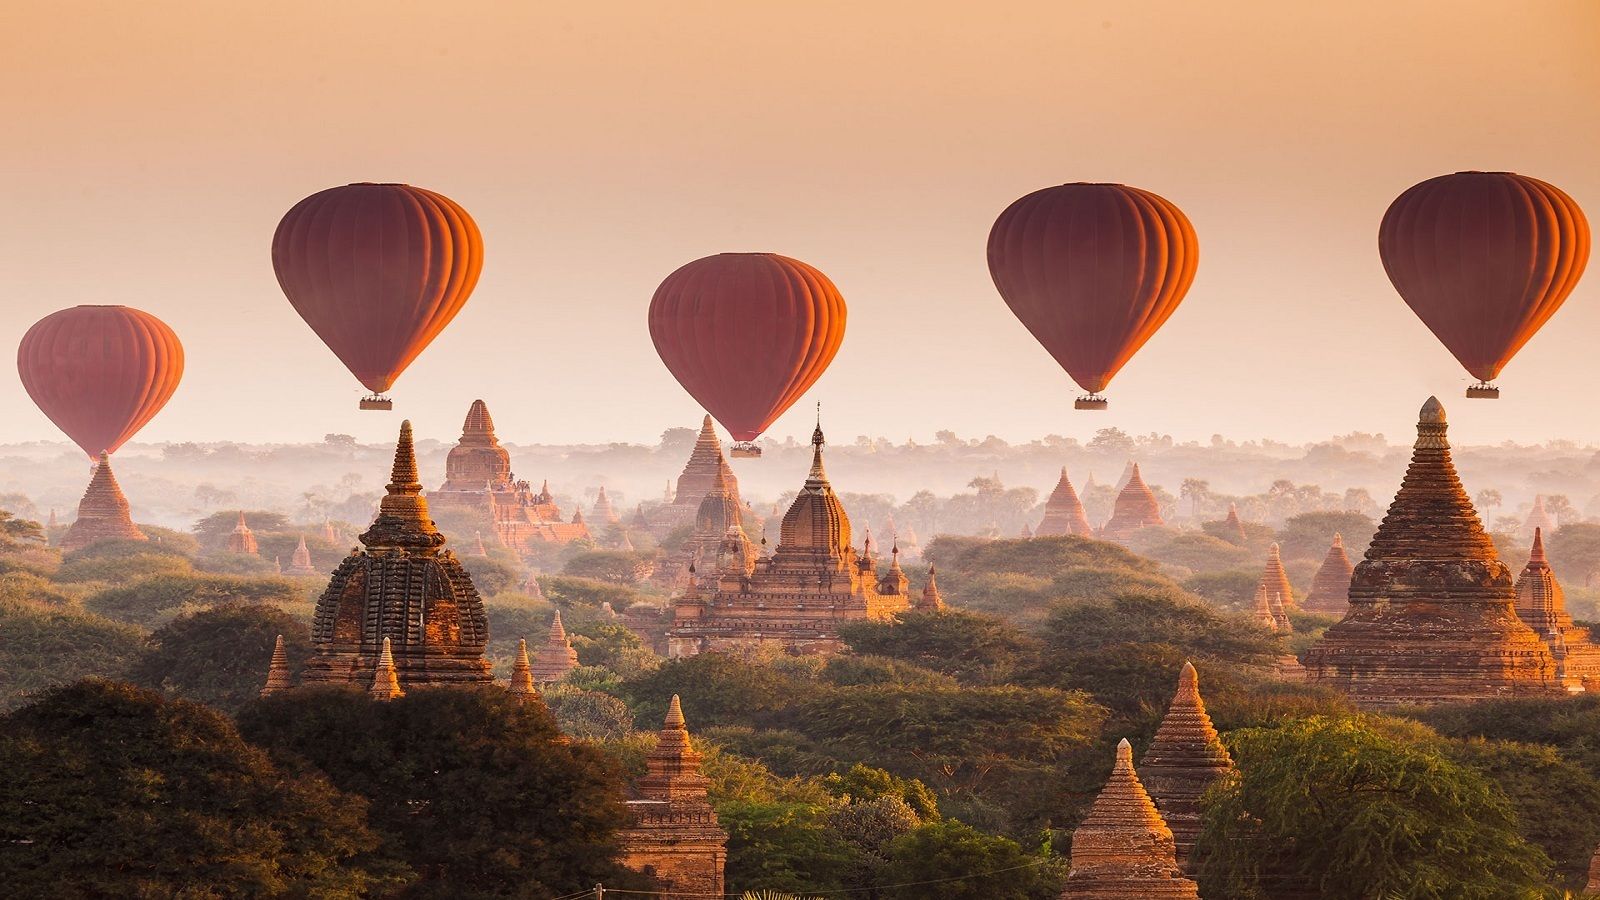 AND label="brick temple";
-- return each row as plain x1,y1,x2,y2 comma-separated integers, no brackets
1100,463,1163,543
1037,467,1095,537
619,695,727,894
1138,662,1234,868
59,452,146,551
1302,533,1355,616
1060,739,1200,898
1514,528,1600,691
